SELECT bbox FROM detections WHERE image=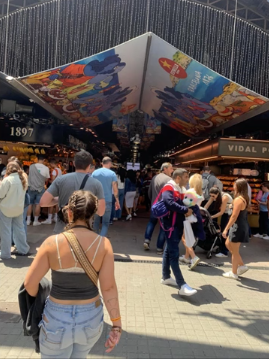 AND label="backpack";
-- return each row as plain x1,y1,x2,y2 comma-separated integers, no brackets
202,174,211,199
215,178,223,192
151,185,177,239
